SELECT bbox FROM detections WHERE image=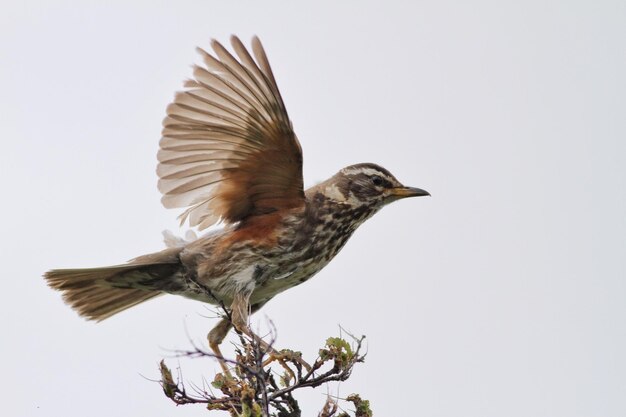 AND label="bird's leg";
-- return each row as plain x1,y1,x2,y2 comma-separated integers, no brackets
231,291,312,373
230,291,296,380
230,290,272,351
208,318,233,377
206,297,270,377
